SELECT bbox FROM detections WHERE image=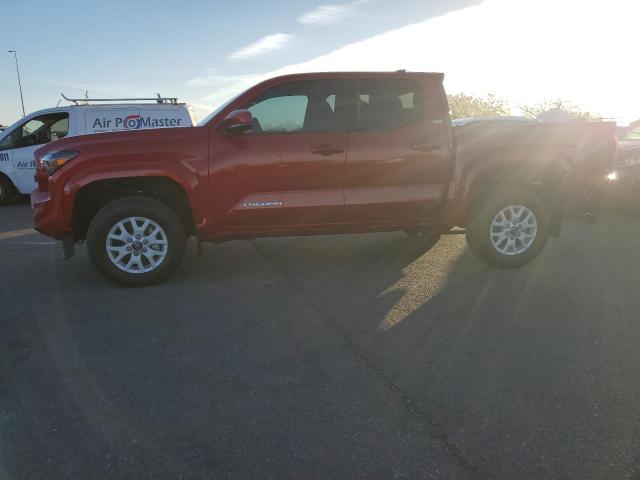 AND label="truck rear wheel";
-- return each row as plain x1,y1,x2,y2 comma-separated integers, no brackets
466,190,550,268
86,197,187,286
0,176,15,206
